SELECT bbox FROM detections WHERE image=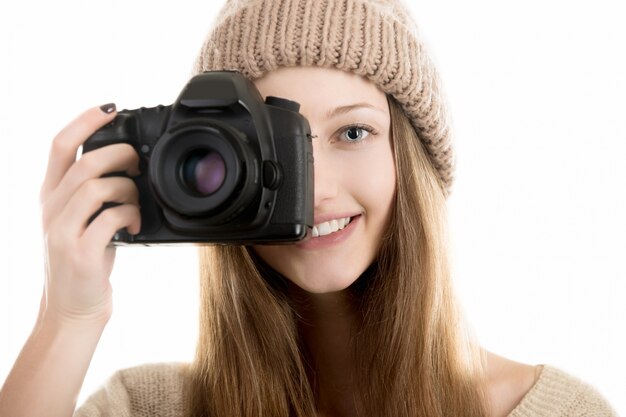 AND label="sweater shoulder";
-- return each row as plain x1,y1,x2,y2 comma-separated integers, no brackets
74,362,188,417
507,365,618,417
